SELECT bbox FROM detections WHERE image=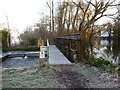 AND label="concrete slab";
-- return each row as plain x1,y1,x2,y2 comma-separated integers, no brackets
49,45,72,65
